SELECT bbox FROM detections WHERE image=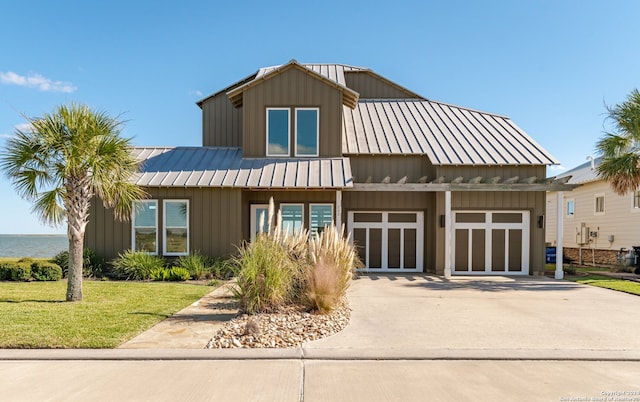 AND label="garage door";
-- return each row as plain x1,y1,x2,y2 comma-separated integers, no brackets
348,211,423,273
452,211,529,275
